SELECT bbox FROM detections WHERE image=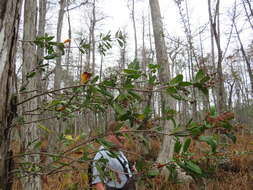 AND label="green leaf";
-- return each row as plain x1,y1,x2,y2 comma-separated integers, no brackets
188,126,204,138
136,159,145,171
185,160,202,175
170,93,183,100
183,138,191,152
171,130,191,137
44,54,57,60
166,87,177,94
148,75,156,85
148,63,160,70
26,71,36,79
194,83,209,95
221,121,233,129
128,59,140,70
96,138,114,149
117,39,124,47
102,79,116,87
128,91,141,101
147,168,160,177
33,141,42,149
143,105,152,118
113,103,125,116
170,74,183,85
200,76,210,83
179,81,192,87
199,136,217,153
195,69,205,82
174,139,182,154
123,69,139,75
